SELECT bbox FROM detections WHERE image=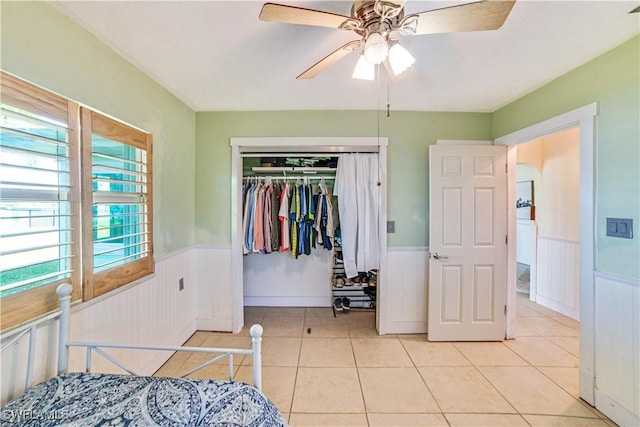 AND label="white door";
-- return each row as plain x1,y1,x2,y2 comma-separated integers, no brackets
428,145,507,341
